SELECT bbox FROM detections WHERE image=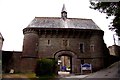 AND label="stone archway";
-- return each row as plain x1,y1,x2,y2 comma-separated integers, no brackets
54,50,77,73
